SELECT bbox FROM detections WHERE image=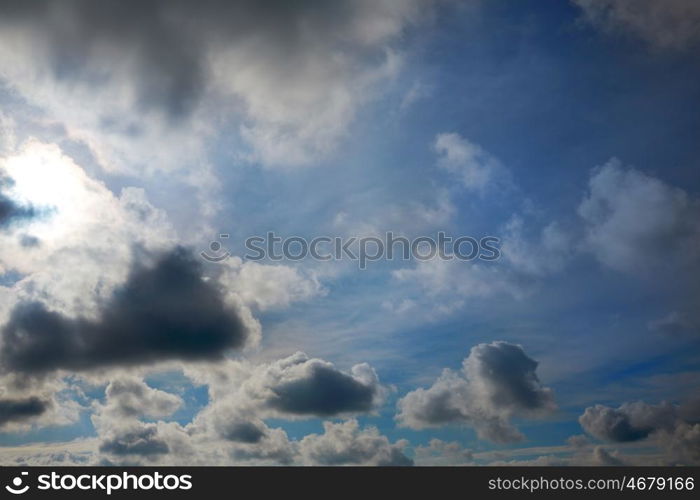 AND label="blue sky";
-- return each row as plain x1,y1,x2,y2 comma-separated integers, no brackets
0,0,698,466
